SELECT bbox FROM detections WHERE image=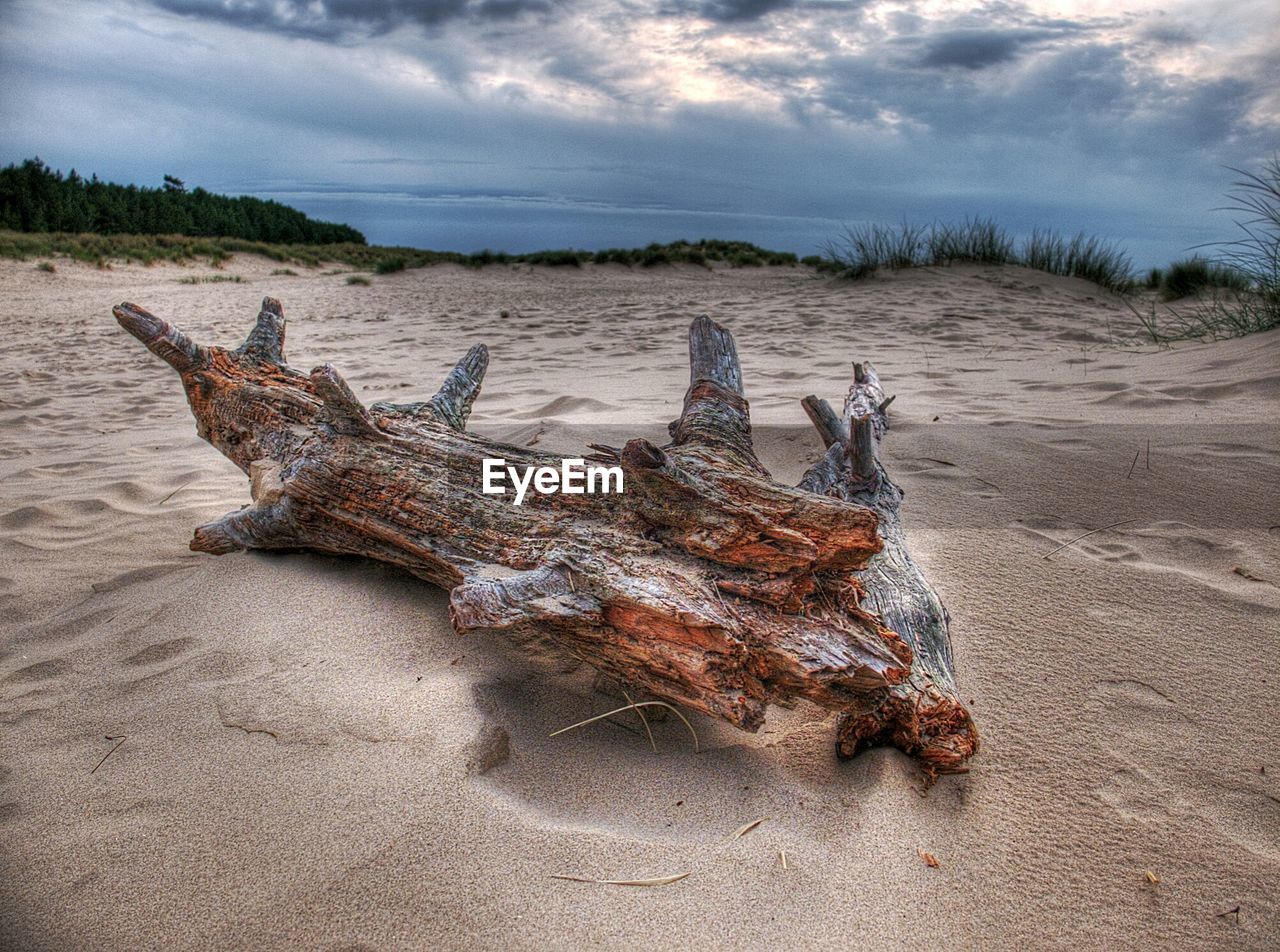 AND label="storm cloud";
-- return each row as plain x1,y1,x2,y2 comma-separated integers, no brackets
677,0,798,22
1,0,1276,266
151,0,560,39
918,29,1056,69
